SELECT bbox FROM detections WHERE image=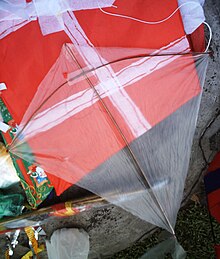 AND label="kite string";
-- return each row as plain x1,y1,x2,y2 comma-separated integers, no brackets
101,2,200,25
204,21,212,52
100,1,212,52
